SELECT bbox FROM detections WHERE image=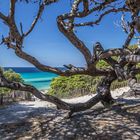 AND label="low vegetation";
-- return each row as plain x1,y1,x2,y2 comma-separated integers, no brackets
48,75,129,98
0,68,23,105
